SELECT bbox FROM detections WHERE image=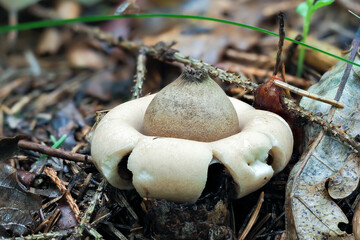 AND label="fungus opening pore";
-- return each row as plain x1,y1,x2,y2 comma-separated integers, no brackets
181,67,208,83
117,153,132,181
